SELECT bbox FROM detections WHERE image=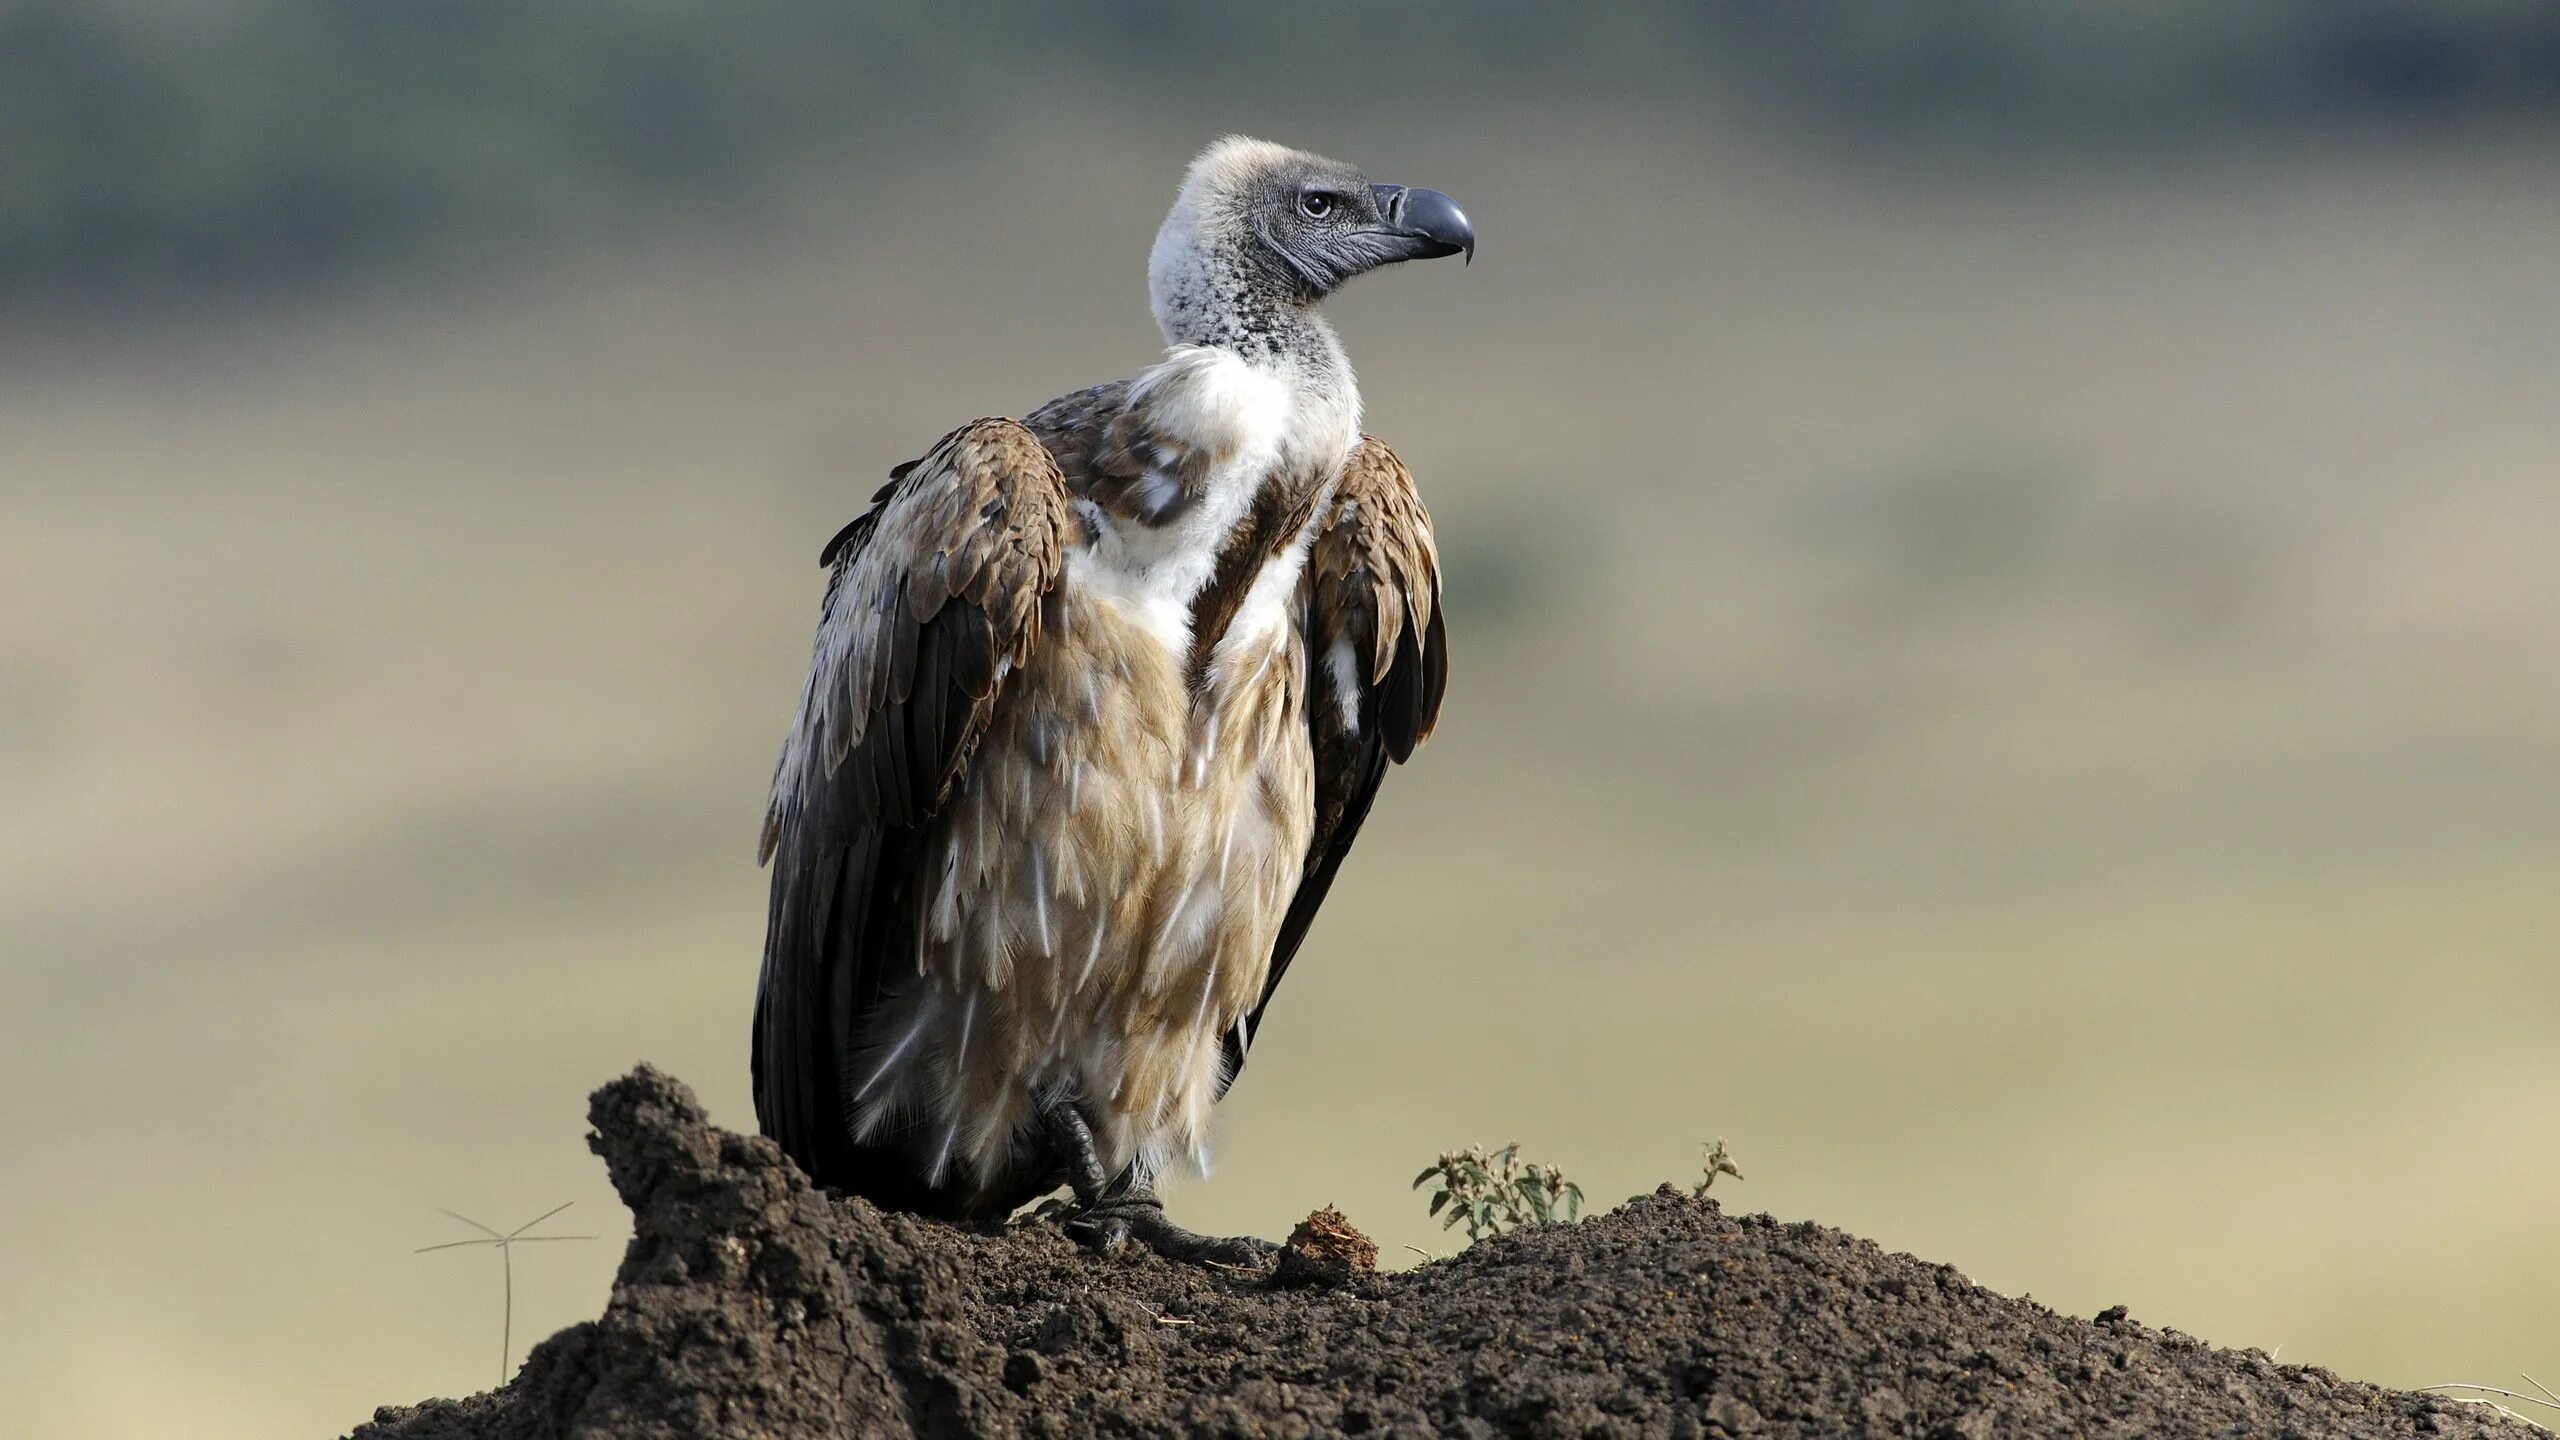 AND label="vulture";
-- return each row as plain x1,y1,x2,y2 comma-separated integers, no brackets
755,137,1467,1262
